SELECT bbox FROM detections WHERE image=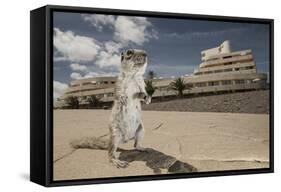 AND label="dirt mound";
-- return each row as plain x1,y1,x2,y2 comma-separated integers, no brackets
143,90,269,114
